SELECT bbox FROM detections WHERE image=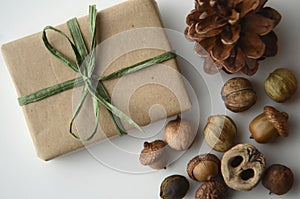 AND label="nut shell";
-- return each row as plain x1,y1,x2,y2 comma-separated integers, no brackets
195,179,228,199
187,153,220,182
264,106,289,137
221,144,266,191
204,115,237,152
262,164,294,195
264,68,298,102
164,117,195,151
139,140,167,169
221,77,257,112
160,175,189,199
